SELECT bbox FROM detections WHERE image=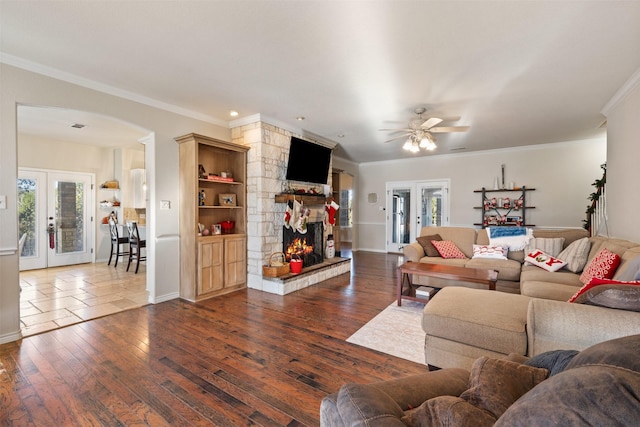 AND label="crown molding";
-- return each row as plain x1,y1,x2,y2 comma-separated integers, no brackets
601,66,640,117
0,52,228,127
